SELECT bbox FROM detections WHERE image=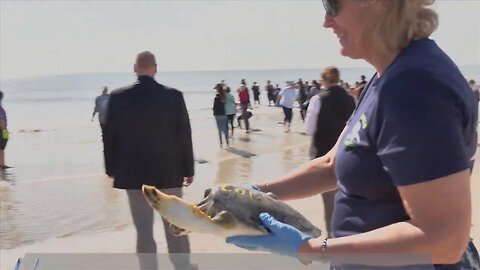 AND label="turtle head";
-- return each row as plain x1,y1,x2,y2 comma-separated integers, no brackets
142,185,172,211
142,184,219,236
